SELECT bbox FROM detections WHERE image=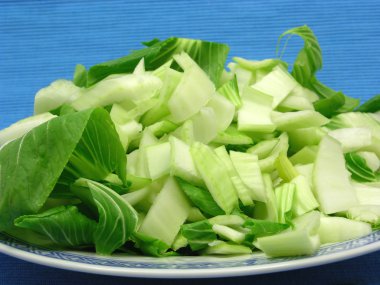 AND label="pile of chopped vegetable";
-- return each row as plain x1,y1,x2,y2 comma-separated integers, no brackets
0,26,379,257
